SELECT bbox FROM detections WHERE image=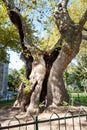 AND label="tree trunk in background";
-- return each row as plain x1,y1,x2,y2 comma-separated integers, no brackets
2,0,87,114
